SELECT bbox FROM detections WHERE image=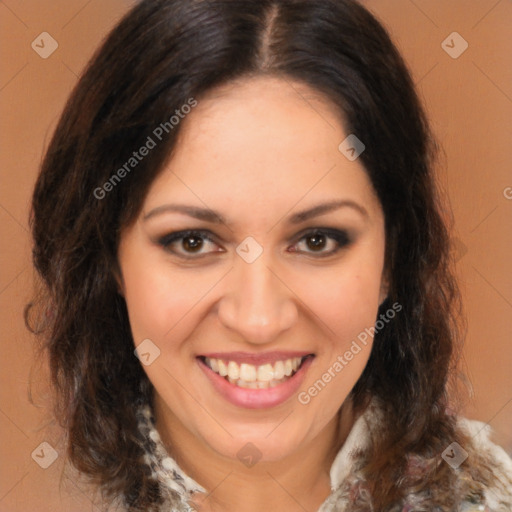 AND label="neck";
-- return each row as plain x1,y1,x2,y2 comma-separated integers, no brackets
153,398,356,512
